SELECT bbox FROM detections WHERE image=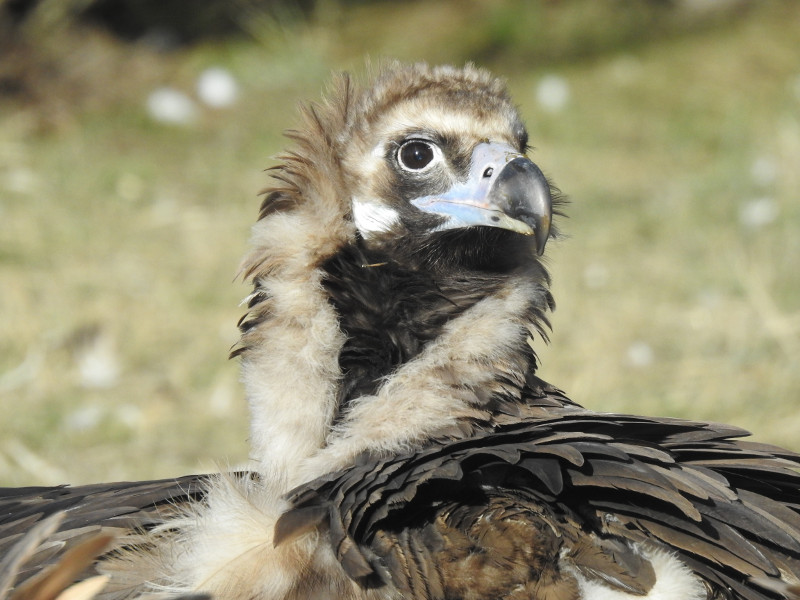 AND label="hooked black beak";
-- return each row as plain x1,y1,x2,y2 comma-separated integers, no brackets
410,142,553,255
